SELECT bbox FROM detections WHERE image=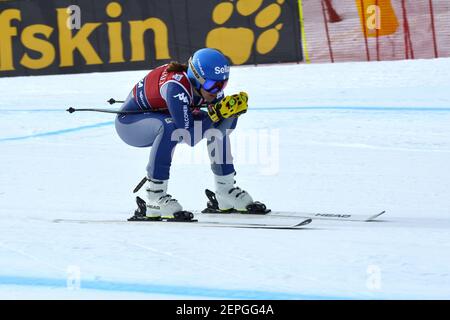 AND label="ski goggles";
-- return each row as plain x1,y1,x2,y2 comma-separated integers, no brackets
202,79,228,94
188,57,228,94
